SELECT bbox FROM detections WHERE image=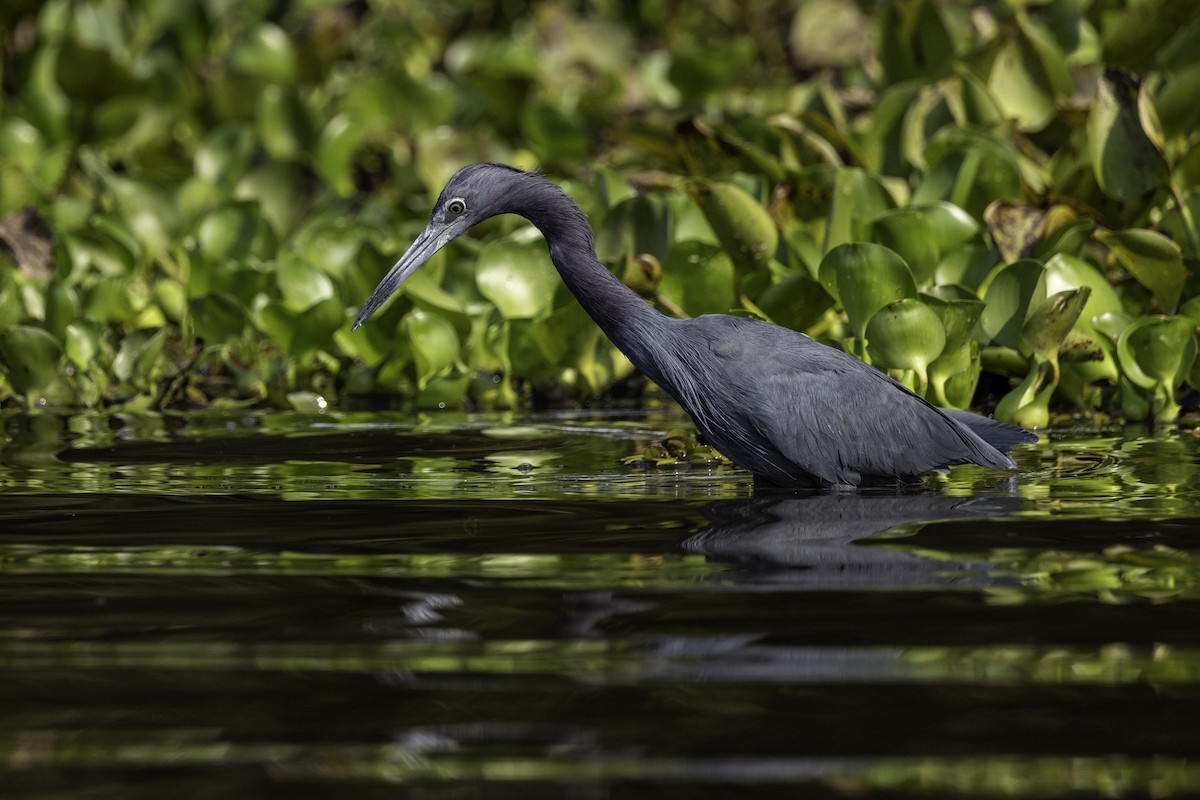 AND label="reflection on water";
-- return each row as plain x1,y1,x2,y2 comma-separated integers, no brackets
1,410,1200,797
